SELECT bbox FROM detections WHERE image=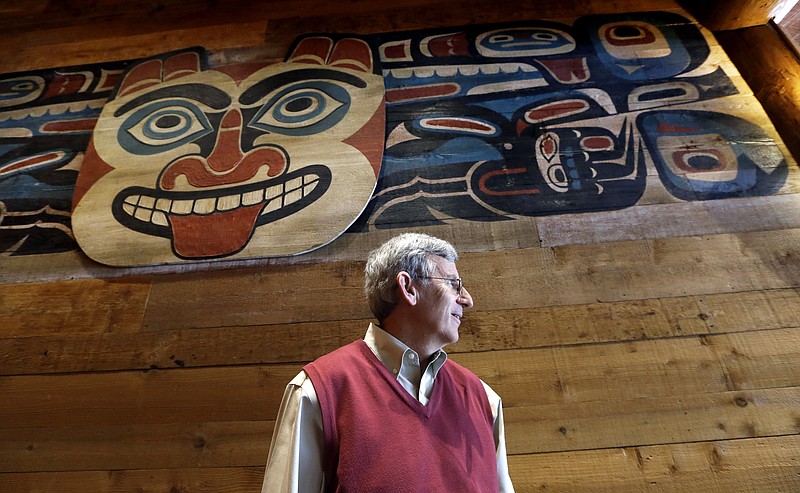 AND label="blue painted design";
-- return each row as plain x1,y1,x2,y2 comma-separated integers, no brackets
637,110,788,200
118,100,214,154
475,26,576,57
0,58,135,255
383,137,503,174
249,80,351,136
352,11,787,231
578,12,709,81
